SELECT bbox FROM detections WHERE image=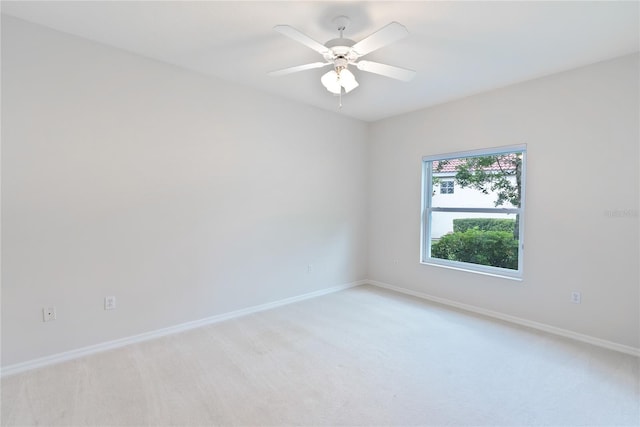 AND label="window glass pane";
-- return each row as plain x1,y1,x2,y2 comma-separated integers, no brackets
430,212,520,270
432,153,522,208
